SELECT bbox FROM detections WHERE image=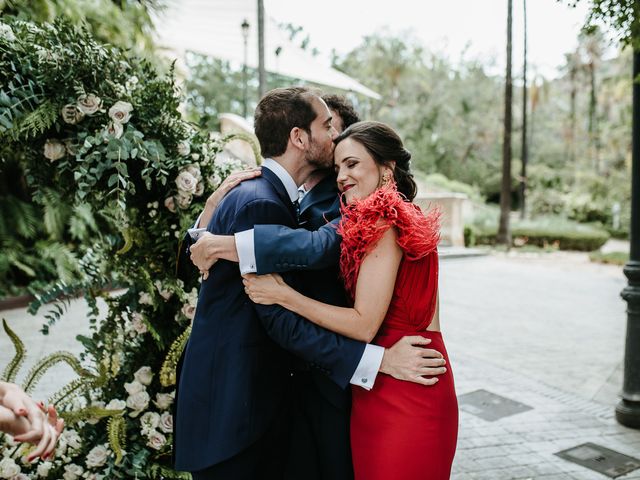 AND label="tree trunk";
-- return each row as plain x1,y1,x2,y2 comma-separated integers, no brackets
497,0,513,245
519,0,528,220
